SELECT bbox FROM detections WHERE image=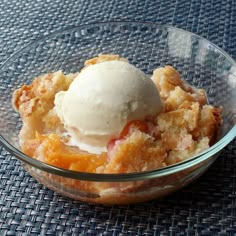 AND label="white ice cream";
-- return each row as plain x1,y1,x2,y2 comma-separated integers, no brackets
55,60,163,154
